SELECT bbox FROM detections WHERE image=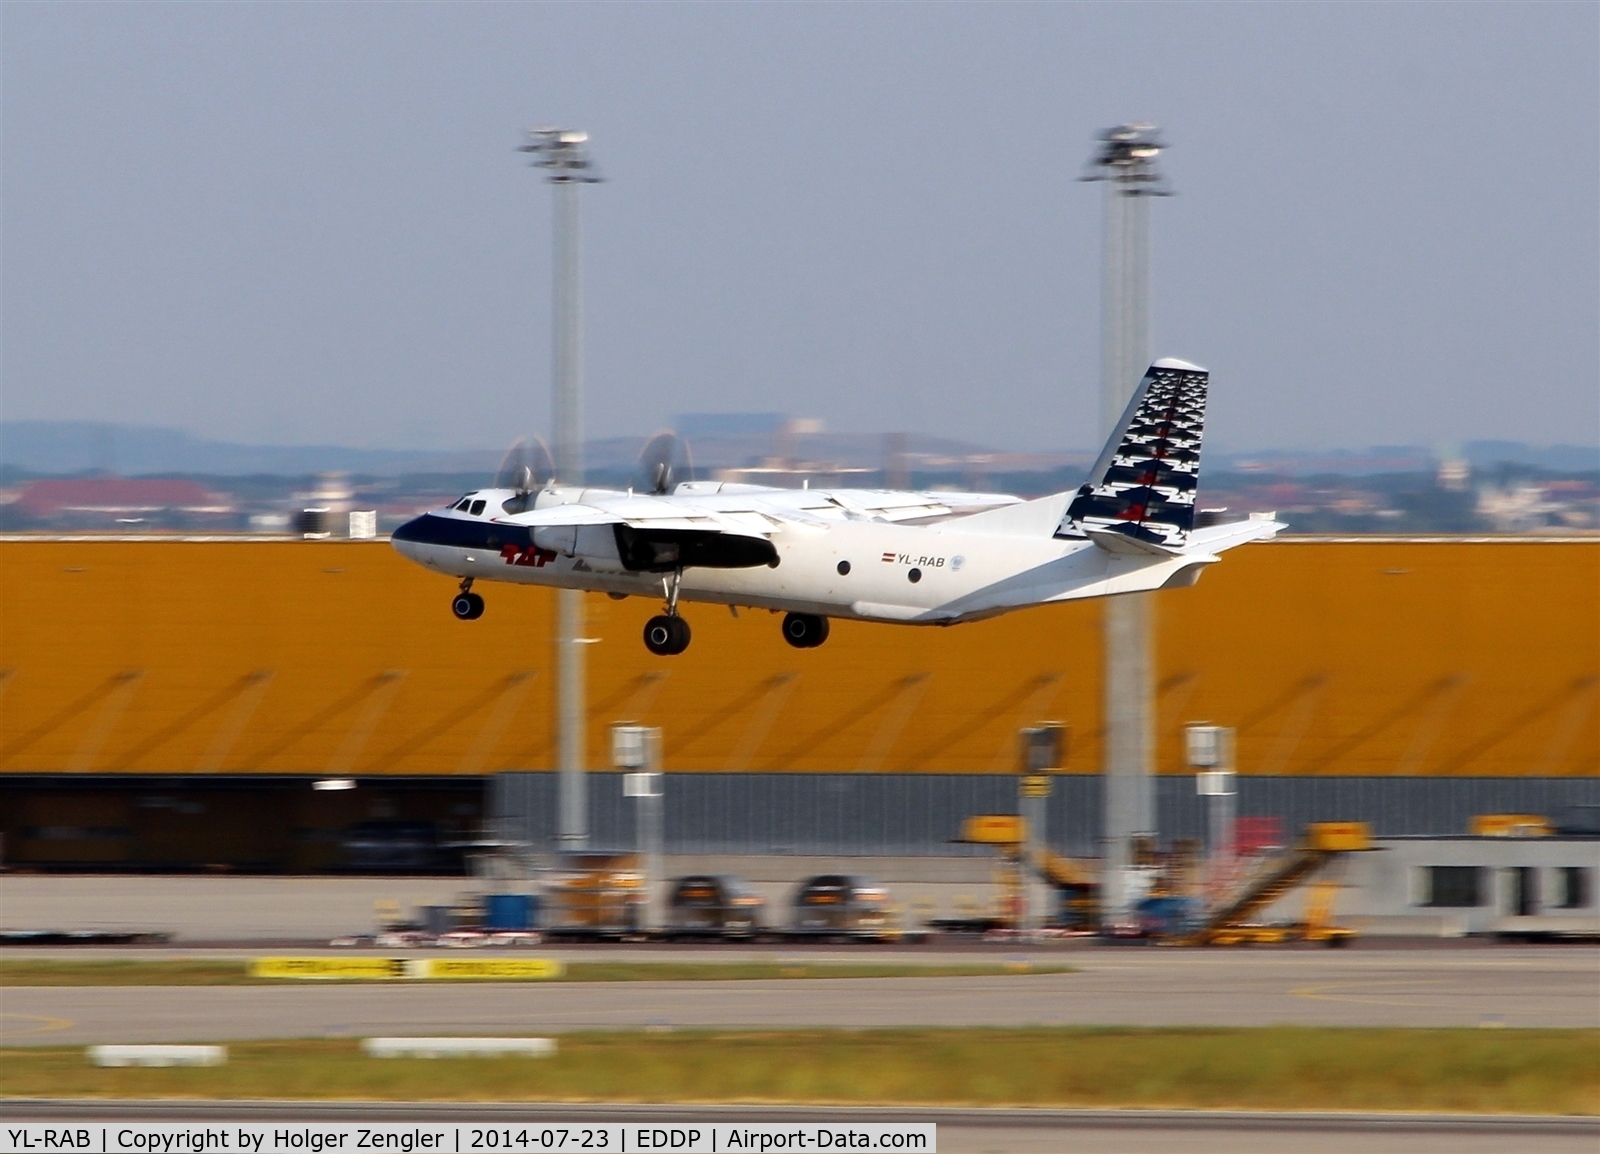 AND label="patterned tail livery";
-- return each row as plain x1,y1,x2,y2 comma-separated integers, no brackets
1057,358,1208,548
